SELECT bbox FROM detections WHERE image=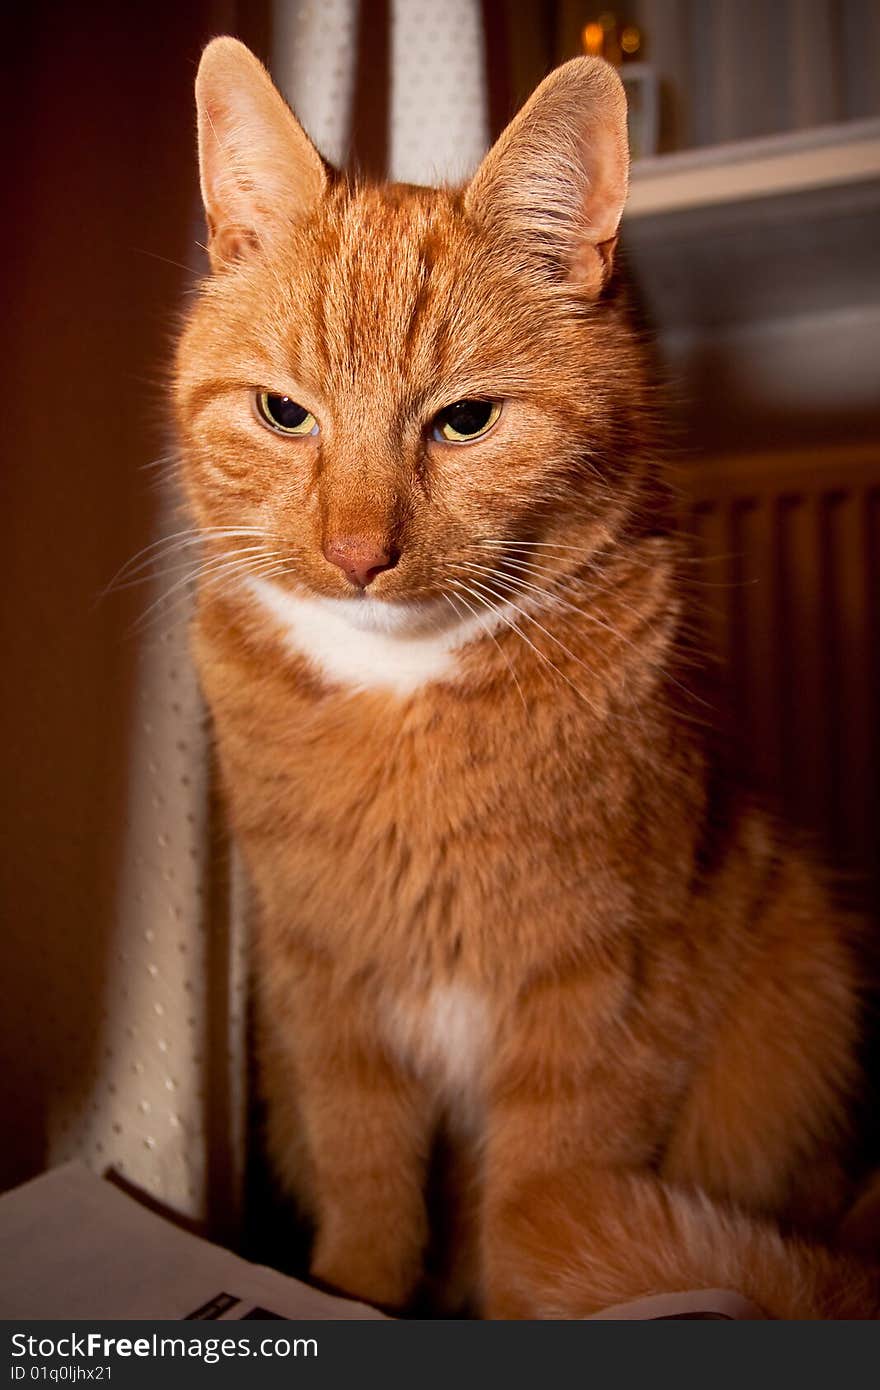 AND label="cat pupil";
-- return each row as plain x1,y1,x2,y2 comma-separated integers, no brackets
268,395,308,429
444,400,492,434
